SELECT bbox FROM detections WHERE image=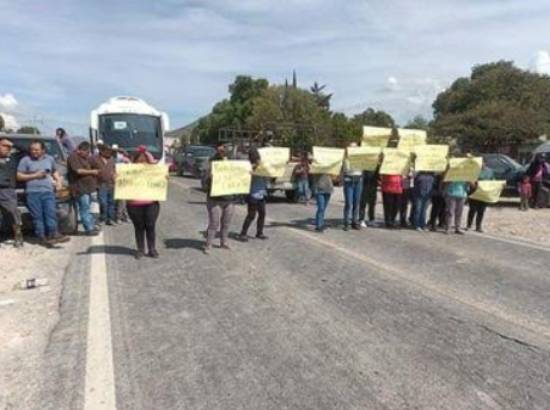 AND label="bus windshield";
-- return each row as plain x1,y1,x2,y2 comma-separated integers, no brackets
98,114,162,158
